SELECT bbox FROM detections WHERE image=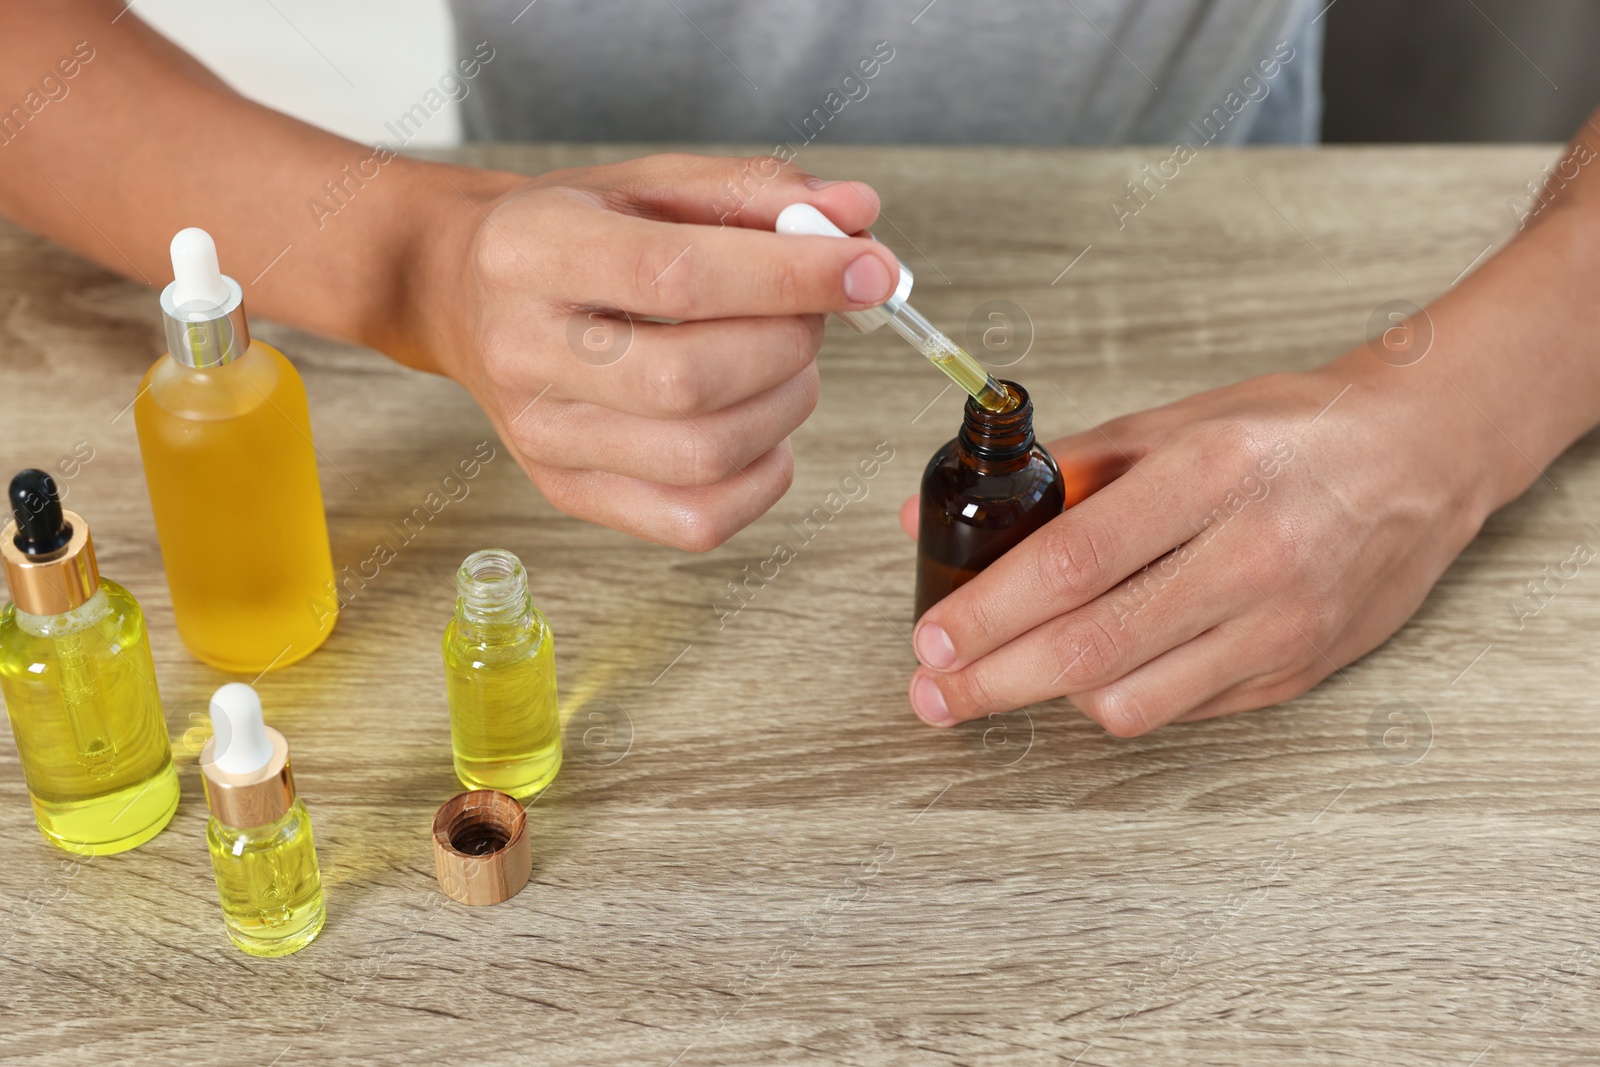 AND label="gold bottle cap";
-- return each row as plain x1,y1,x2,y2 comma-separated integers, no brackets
201,727,296,829
1,512,98,616
432,790,532,906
